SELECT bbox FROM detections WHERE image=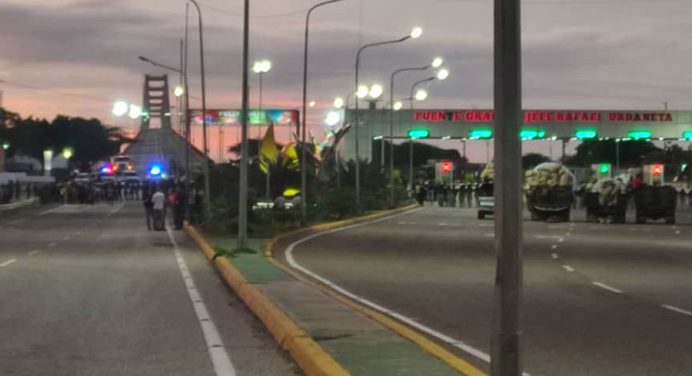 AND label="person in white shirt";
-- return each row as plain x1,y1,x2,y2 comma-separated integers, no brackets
151,188,166,230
